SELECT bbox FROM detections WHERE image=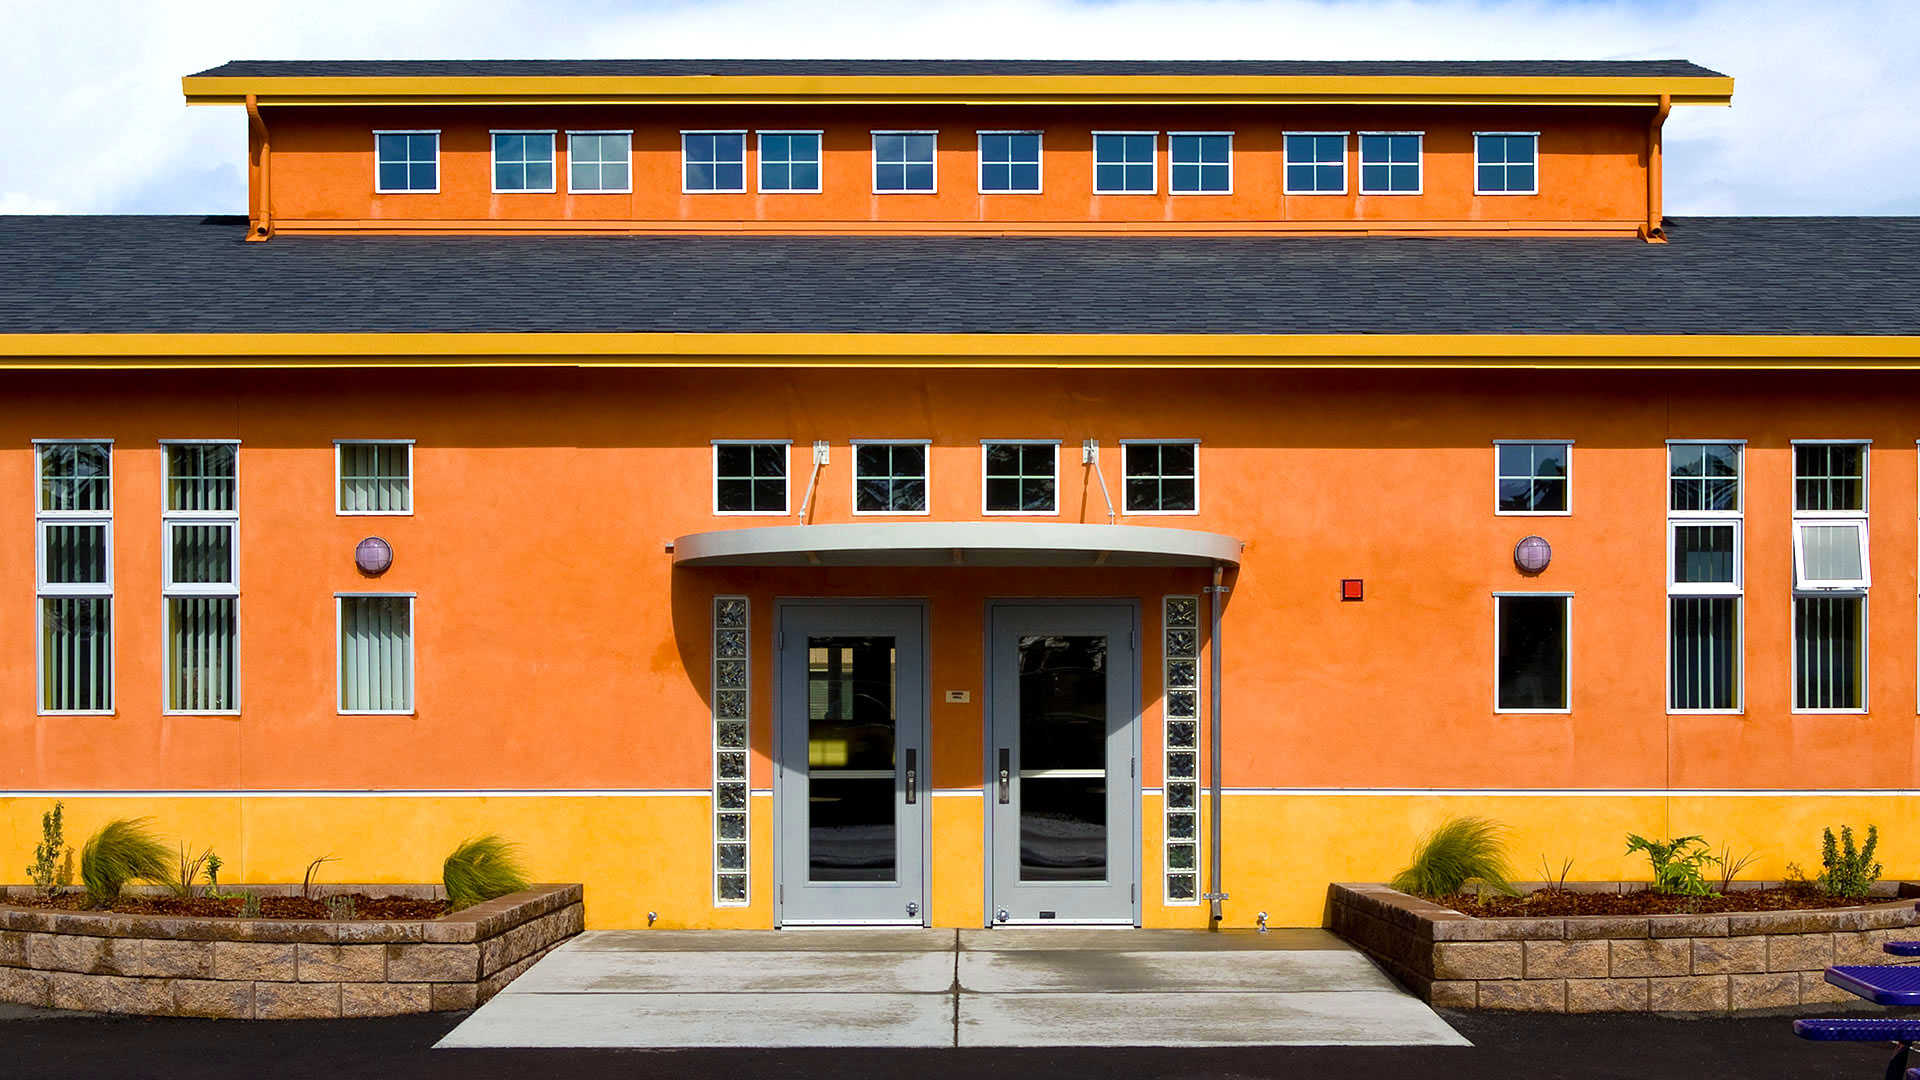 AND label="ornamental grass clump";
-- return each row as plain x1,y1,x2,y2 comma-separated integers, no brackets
1389,816,1518,899
442,834,530,910
79,818,171,905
